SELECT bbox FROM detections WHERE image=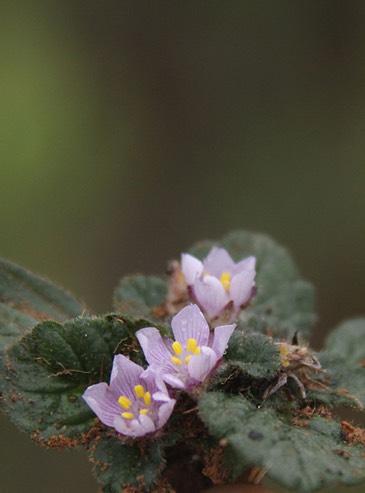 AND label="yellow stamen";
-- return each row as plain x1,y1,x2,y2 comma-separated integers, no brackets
134,384,145,398
172,341,183,355
143,391,151,406
220,271,231,291
121,412,134,420
139,408,149,415
193,346,201,355
171,356,182,365
186,338,198,353
118,395,132,409
185,355,192,364
279,344,290,367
